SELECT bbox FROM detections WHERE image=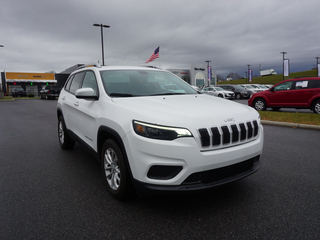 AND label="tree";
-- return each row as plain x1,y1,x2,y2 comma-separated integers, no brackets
217,75,224,81
226,72,241,80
